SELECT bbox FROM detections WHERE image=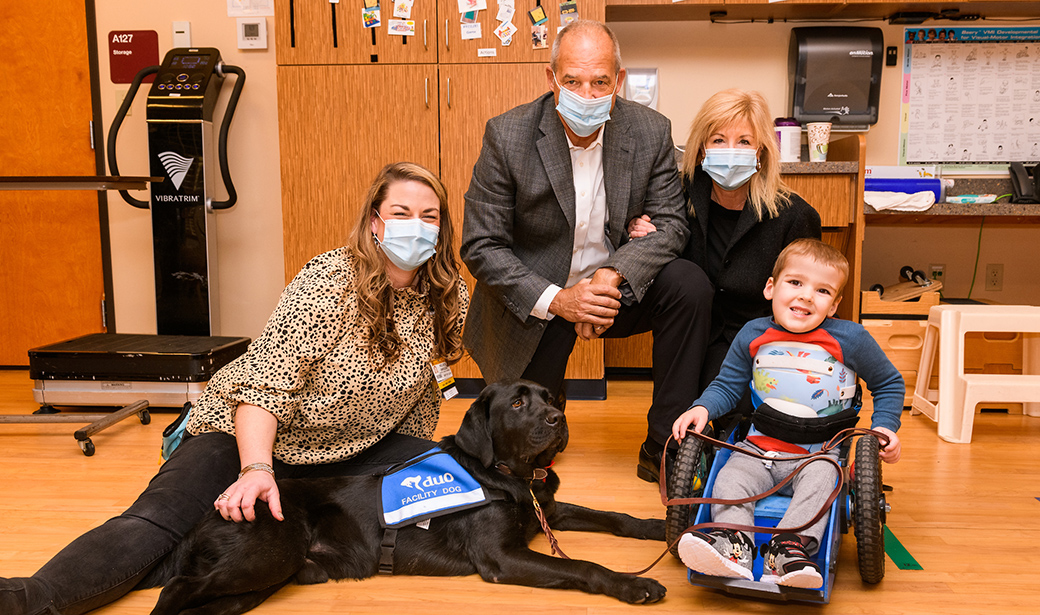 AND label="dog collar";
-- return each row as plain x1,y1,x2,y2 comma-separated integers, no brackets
495,462,551,483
